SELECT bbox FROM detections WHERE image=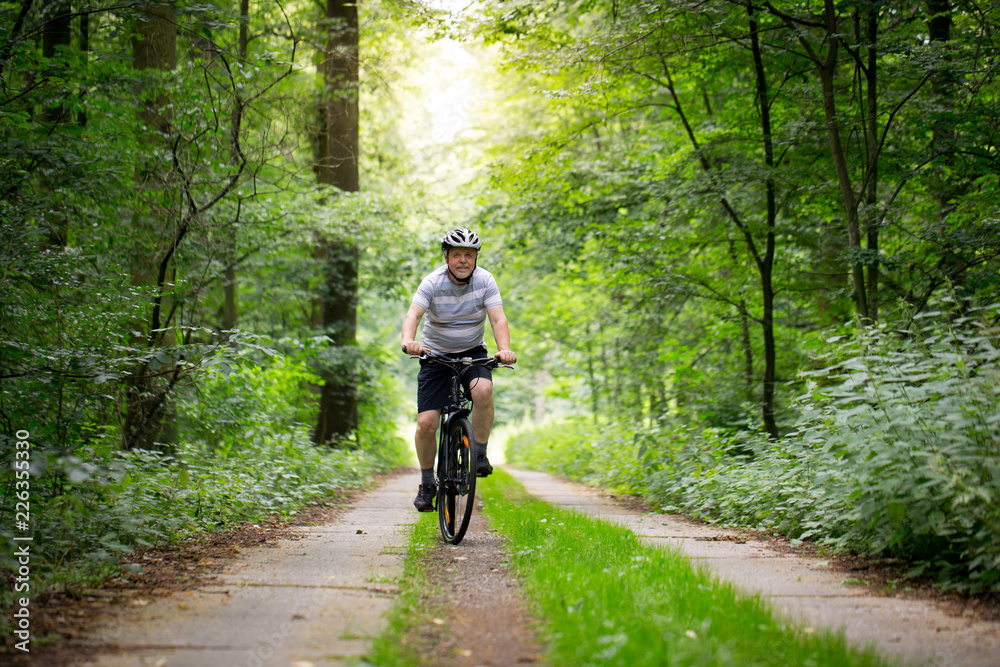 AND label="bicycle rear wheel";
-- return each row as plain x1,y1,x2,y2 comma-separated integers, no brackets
438,417,477,544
